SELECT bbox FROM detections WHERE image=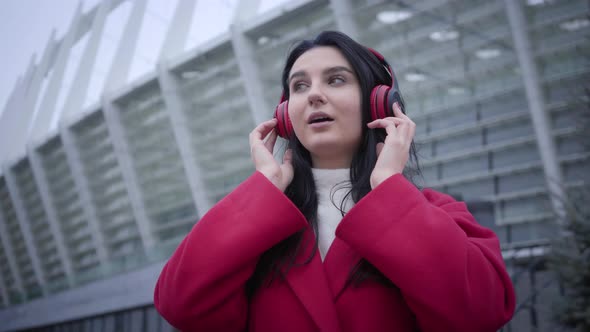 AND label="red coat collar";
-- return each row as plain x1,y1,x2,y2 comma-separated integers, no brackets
283,226,361,332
